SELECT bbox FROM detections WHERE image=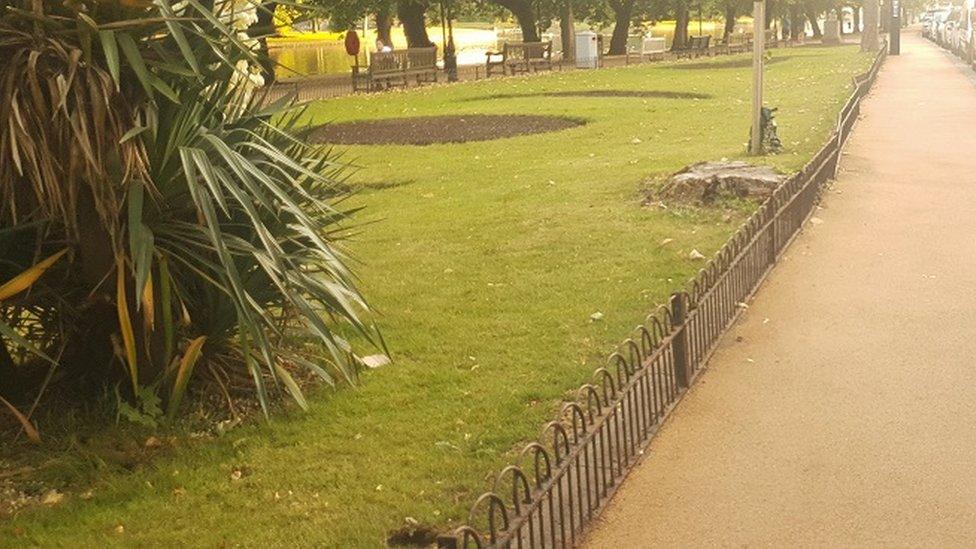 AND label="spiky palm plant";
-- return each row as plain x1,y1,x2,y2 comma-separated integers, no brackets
0,0,378,422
